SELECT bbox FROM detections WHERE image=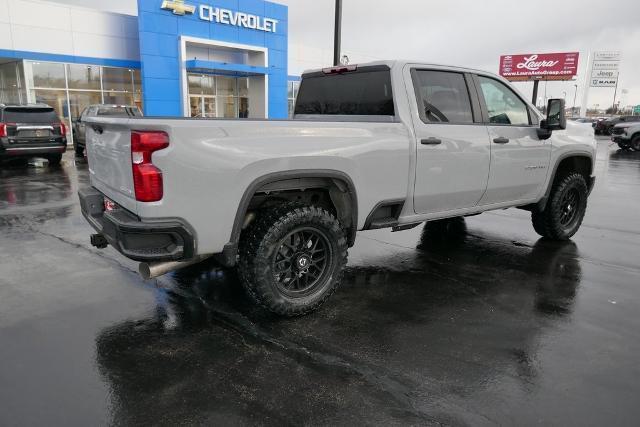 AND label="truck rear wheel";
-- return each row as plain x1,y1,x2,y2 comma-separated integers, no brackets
238,204,348,316
532,173,588,241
